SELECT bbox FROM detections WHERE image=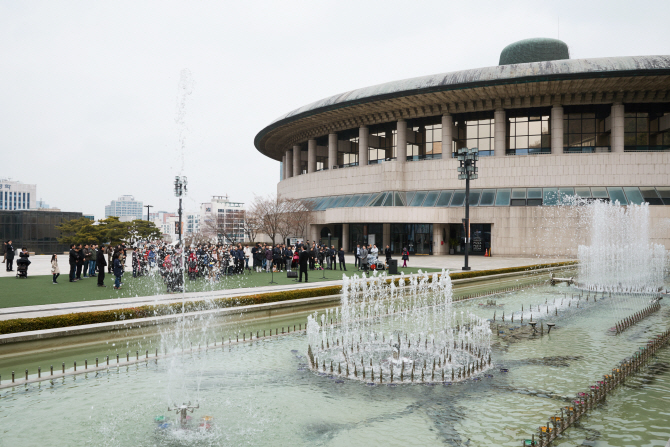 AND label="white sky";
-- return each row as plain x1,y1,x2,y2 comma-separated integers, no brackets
1,0,669,219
